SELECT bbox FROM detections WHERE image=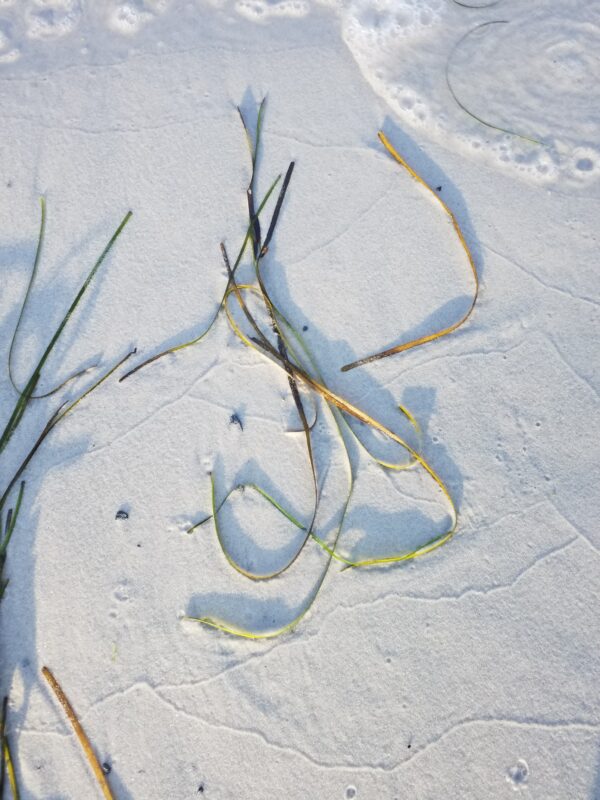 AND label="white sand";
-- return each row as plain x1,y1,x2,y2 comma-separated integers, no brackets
0,1,599,798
